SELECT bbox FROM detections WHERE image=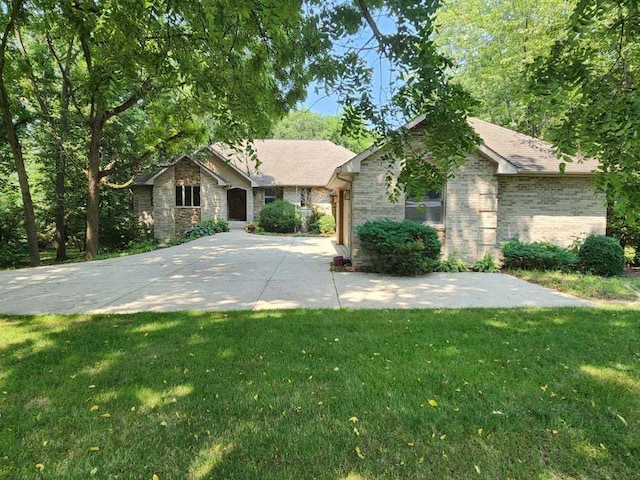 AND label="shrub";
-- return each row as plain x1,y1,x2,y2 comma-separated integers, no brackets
317,215,336,234
183,223,216,240
258,200,300,233
438,256,468,272
501,239,579,271
203,218,229,233
624,245,637,267
305,208,323,233
126,237,157,254
472,252,500,272
579,235,624,277
356,219,441,275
